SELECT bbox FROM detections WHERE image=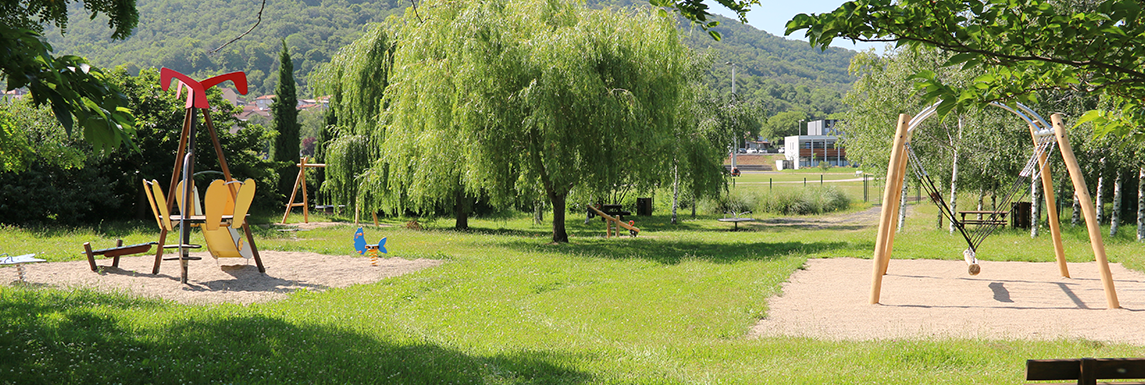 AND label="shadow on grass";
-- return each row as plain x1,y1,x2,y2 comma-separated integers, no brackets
0,287,593,384
497,237,858,265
